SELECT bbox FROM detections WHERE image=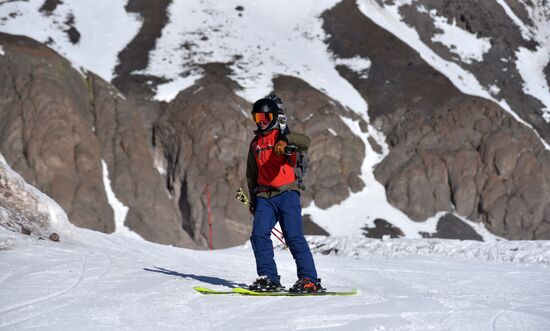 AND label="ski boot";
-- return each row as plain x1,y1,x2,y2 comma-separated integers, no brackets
289,277,326,293
248,275,284,292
